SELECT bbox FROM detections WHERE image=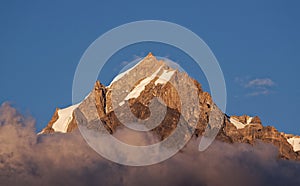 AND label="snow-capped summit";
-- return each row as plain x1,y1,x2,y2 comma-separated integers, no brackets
39,53,300,161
